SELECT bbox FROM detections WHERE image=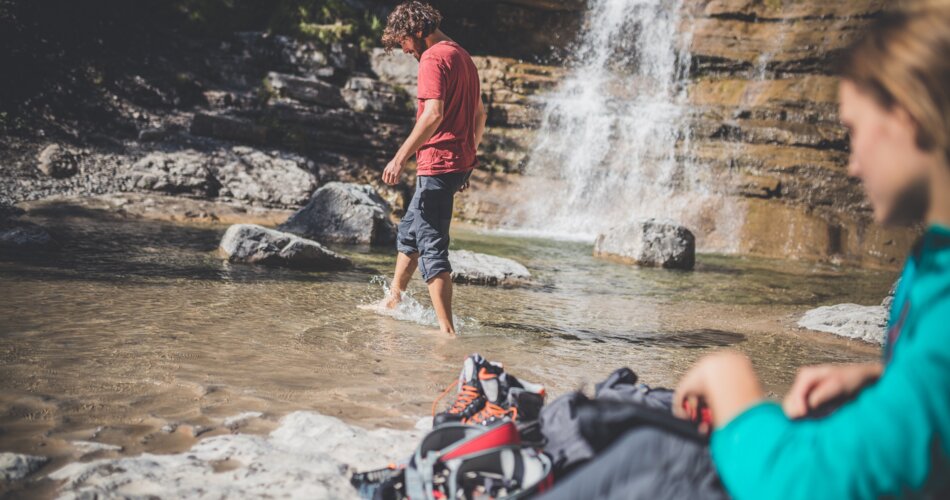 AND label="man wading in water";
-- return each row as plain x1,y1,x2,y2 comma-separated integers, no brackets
378,1,486,334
